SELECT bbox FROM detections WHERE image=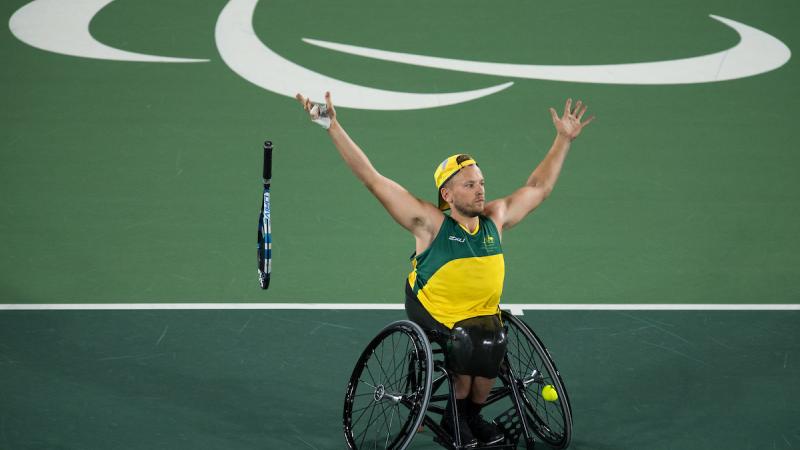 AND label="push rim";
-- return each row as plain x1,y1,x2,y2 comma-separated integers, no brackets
502,311,572,449
343,320,433,450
